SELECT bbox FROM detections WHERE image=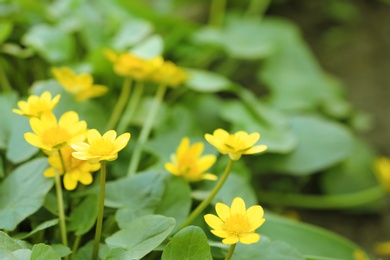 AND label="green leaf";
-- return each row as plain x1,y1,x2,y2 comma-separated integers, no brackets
105,215,176,259
15,219,59,239
30,244,60,260
232,236,305,260
51,244,72,258
155,177,192,230
0,158,54,231
22,24,74,63
0,249,16,260
6,114,39,163
104,171,165,228
185,69,232,93
261,212,370,259
259,115,354,175
131,34,163,59
0,231,23,251
0,21,12,44
111,19,152,50
68,194,99,236
162,226,212,260
12,249,32,260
